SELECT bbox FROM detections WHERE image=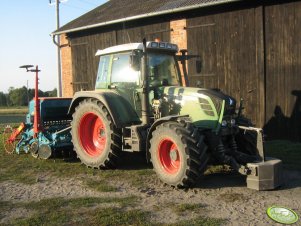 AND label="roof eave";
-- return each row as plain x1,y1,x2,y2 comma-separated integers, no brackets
52,0,240,36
